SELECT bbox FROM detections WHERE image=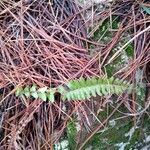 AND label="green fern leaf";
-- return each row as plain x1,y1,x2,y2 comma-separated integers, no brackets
91,77,98,85
30,84,37,92
15,77,132,102
38,92,47,101
109,76,115,83
31,92,38,99
38,87,47,93
71,80,80,90
16,87,23,97
101,84,108,95
23,86,30,98
79,78,86,87
84,87,91,99
95,86,102,96
90,86,97,97
64,92,73,101
58,85,67,94
47,89,55,102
